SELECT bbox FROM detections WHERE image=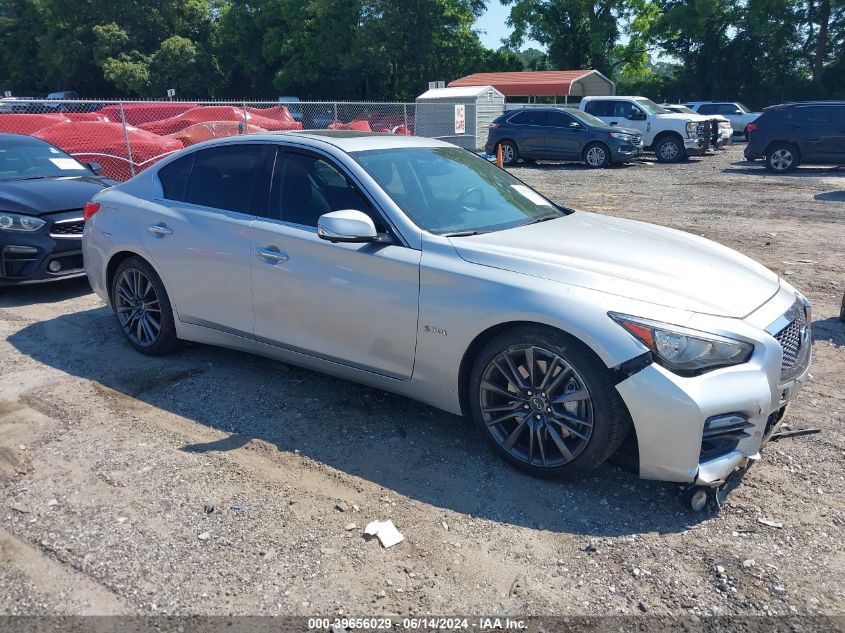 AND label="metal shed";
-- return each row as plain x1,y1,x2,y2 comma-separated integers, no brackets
414,85,505,150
